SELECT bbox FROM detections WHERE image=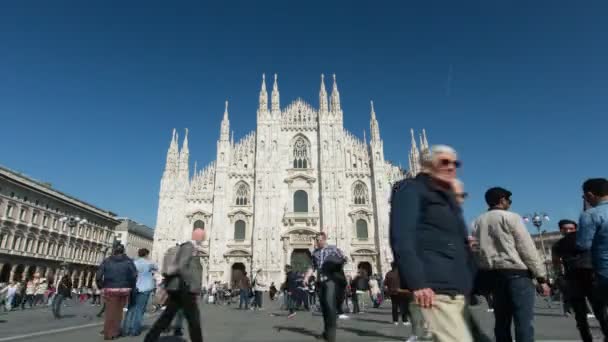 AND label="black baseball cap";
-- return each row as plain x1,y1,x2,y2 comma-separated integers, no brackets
485,187,512,207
